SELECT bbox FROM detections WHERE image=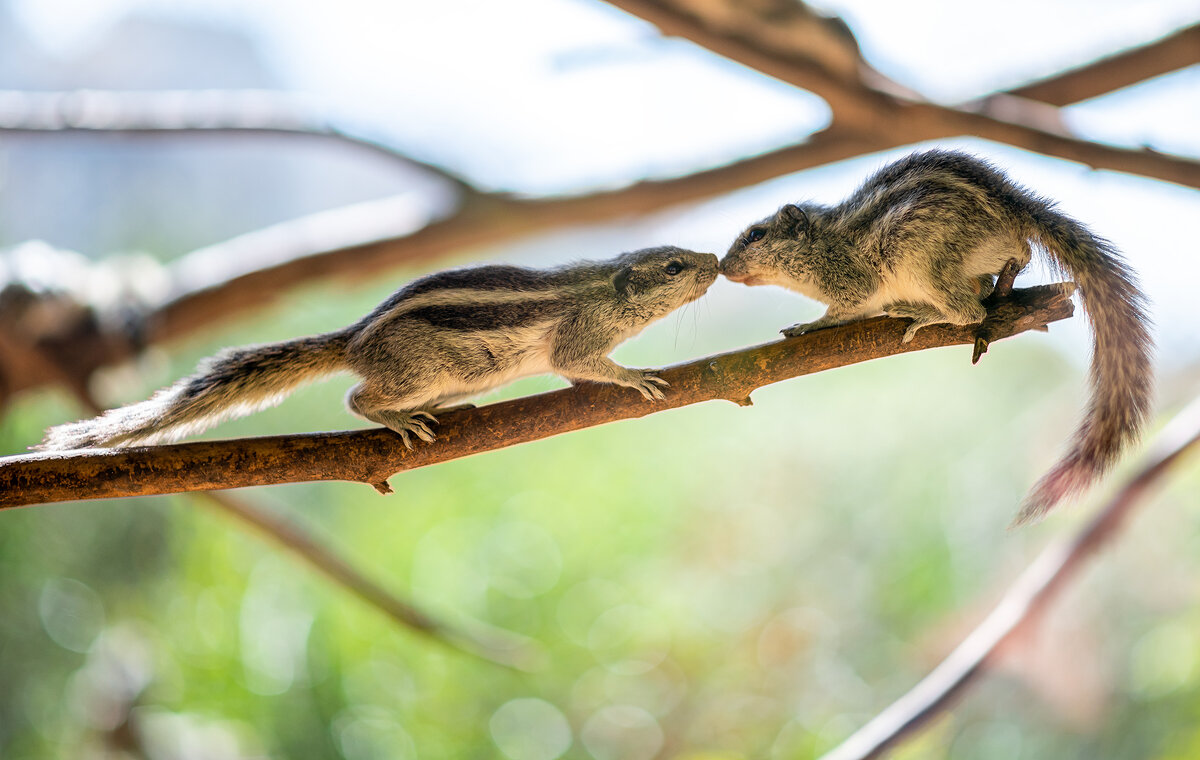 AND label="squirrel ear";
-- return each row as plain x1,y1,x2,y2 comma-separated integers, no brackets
779,204,809,234
613,266,633,296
